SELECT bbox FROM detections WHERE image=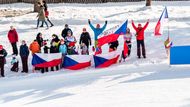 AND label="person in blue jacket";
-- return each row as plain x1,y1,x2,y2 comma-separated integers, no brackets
88,19,107,48
19,40,29,73
59,39,67,55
